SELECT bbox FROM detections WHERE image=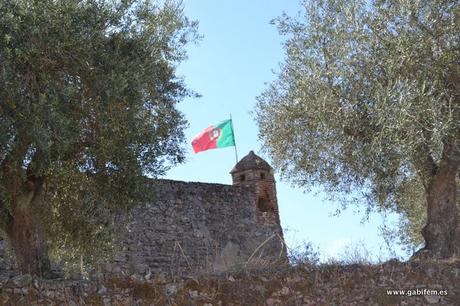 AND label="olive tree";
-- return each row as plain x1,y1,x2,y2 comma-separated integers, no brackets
387,176,459,255
0,0,197,276
256,0,459,259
